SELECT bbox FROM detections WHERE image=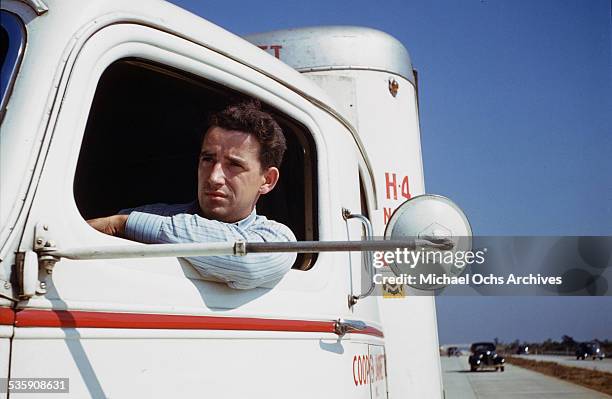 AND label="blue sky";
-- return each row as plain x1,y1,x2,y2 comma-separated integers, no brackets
169,0,612,344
